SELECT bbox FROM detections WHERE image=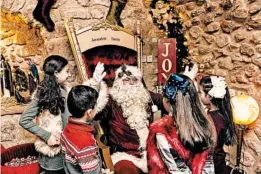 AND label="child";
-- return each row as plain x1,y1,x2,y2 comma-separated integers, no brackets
147,73,216,174
19,55,71,174
199,76,236,174
61,85,101,174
